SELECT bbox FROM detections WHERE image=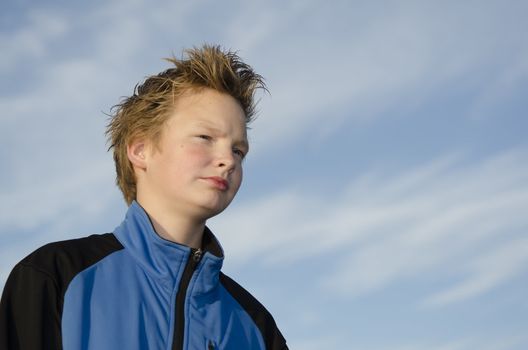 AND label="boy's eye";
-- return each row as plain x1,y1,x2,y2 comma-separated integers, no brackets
233,149,246,159
197,135,212,141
